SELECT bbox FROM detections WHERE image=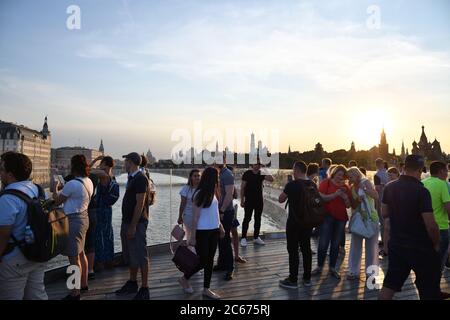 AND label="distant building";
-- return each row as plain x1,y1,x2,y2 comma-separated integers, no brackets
51,142,104,175
99,139,104,154
401,141,406,160
378,128,389,160
314,142,324,156
349,141,356,154
145,149,156,165
0,117,51,186
250,132,256,155
411,125,444,160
